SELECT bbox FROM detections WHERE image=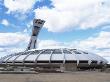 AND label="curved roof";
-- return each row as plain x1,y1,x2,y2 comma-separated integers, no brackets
0,48,108,65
